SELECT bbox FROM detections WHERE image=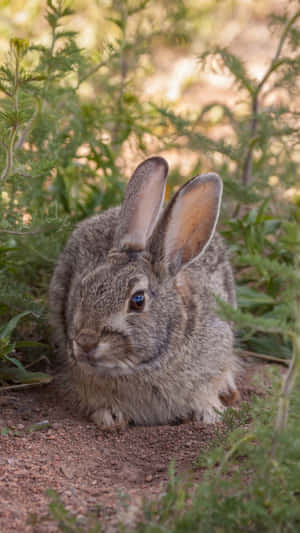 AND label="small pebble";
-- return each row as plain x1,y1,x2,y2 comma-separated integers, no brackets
145,474,153,482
